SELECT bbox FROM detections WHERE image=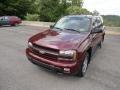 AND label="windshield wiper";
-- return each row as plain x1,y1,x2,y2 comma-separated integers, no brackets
64,28,81,33
54,27,63,31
